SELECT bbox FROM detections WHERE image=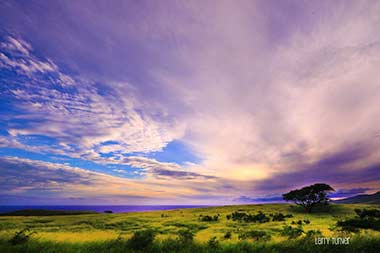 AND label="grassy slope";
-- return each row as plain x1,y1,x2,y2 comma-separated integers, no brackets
0,204,379,252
